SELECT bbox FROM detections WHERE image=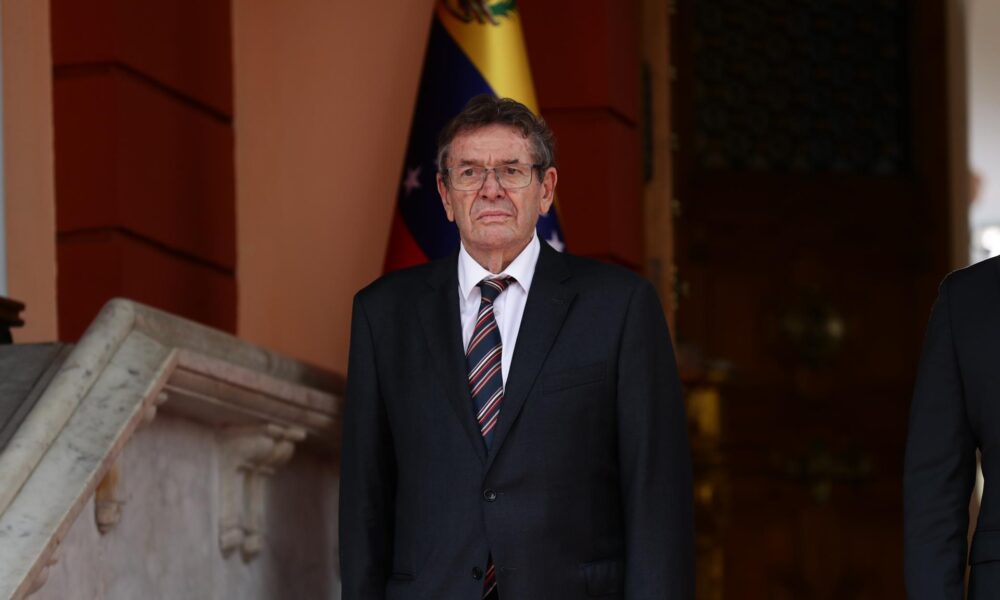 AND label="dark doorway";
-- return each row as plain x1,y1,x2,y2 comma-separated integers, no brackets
671,1,963,597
